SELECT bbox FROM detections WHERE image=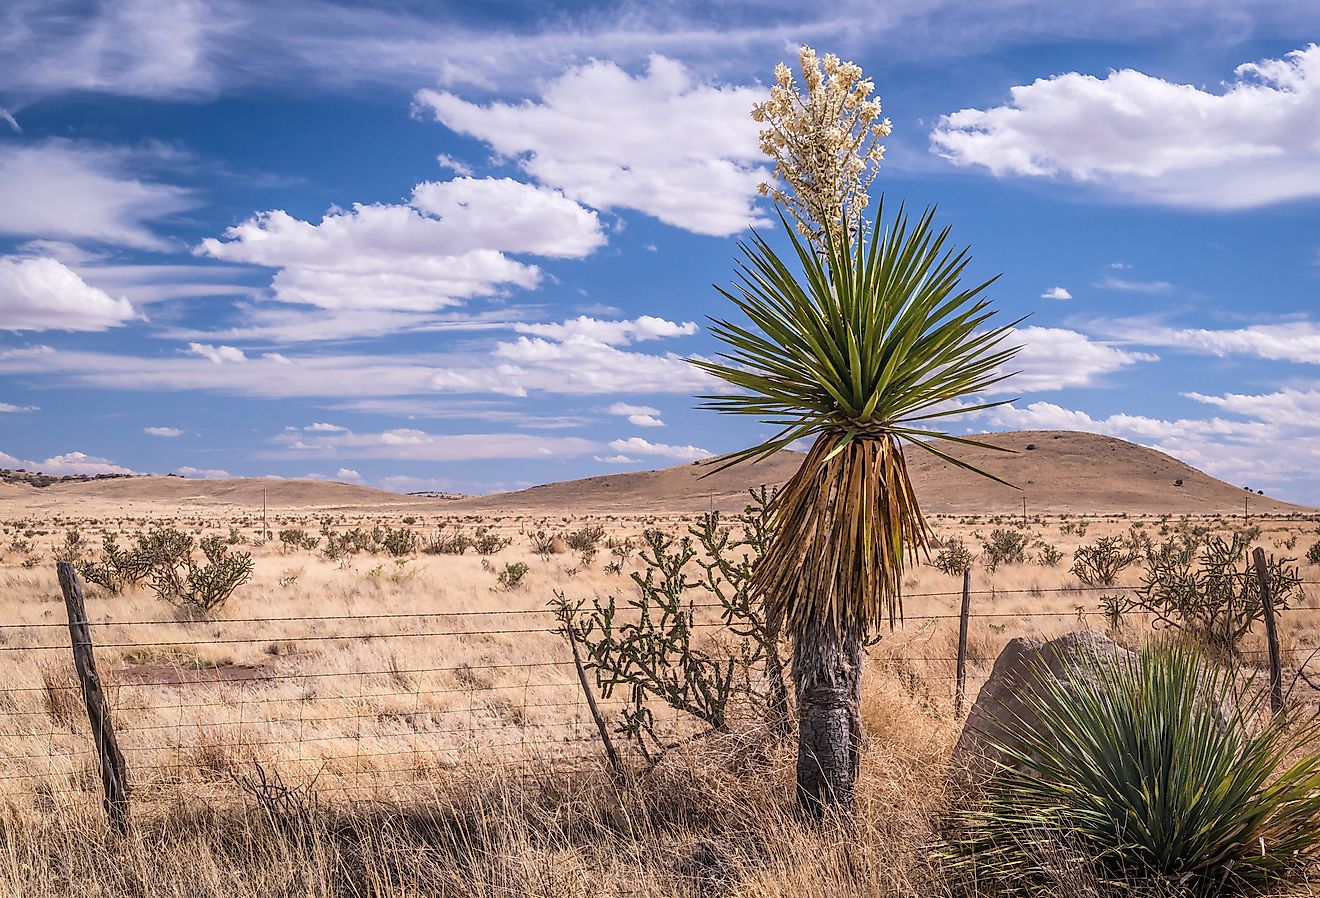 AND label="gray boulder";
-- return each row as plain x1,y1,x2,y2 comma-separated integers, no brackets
950,630,1132,784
